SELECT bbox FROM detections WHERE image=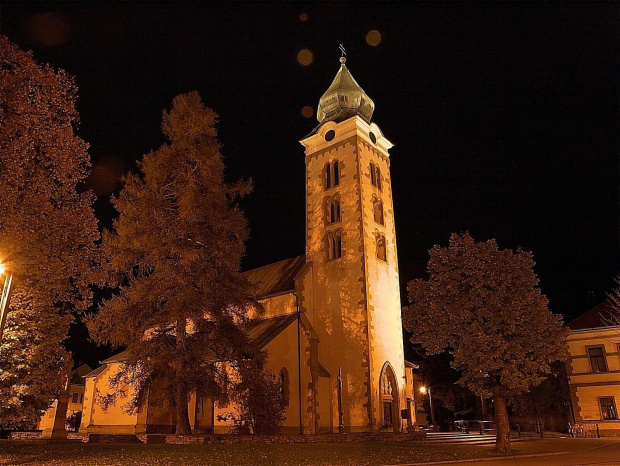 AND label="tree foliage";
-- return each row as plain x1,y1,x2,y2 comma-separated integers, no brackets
225,361,287,435
0,36,99,428
88,92,258,434
403,233,567,452
511,362,572,432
